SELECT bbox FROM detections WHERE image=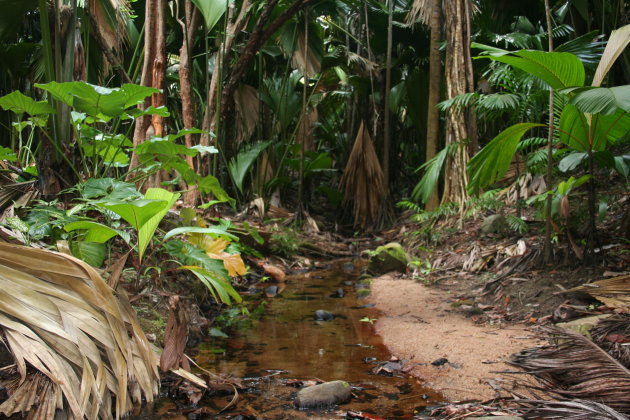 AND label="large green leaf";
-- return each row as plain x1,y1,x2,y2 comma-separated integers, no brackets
479,50,585,89
163,226,238,241
64,221,120,243
70,241,107,267
228,141,271,193
190,0,227,31
35,81,158,119
197,175,234,207
568,85,630,115
99,199,168,230
468,122,544,194
80,178,141,201
0,91,55,116
137,189,179,263
180,266,241,304
559,106,630,152
559,105,590,151
411,143,456,204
